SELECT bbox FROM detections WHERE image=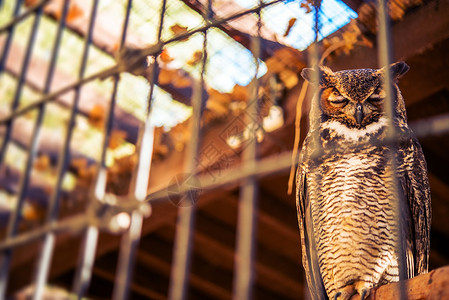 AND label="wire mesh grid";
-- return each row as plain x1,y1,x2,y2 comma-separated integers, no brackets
0,0,447,299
